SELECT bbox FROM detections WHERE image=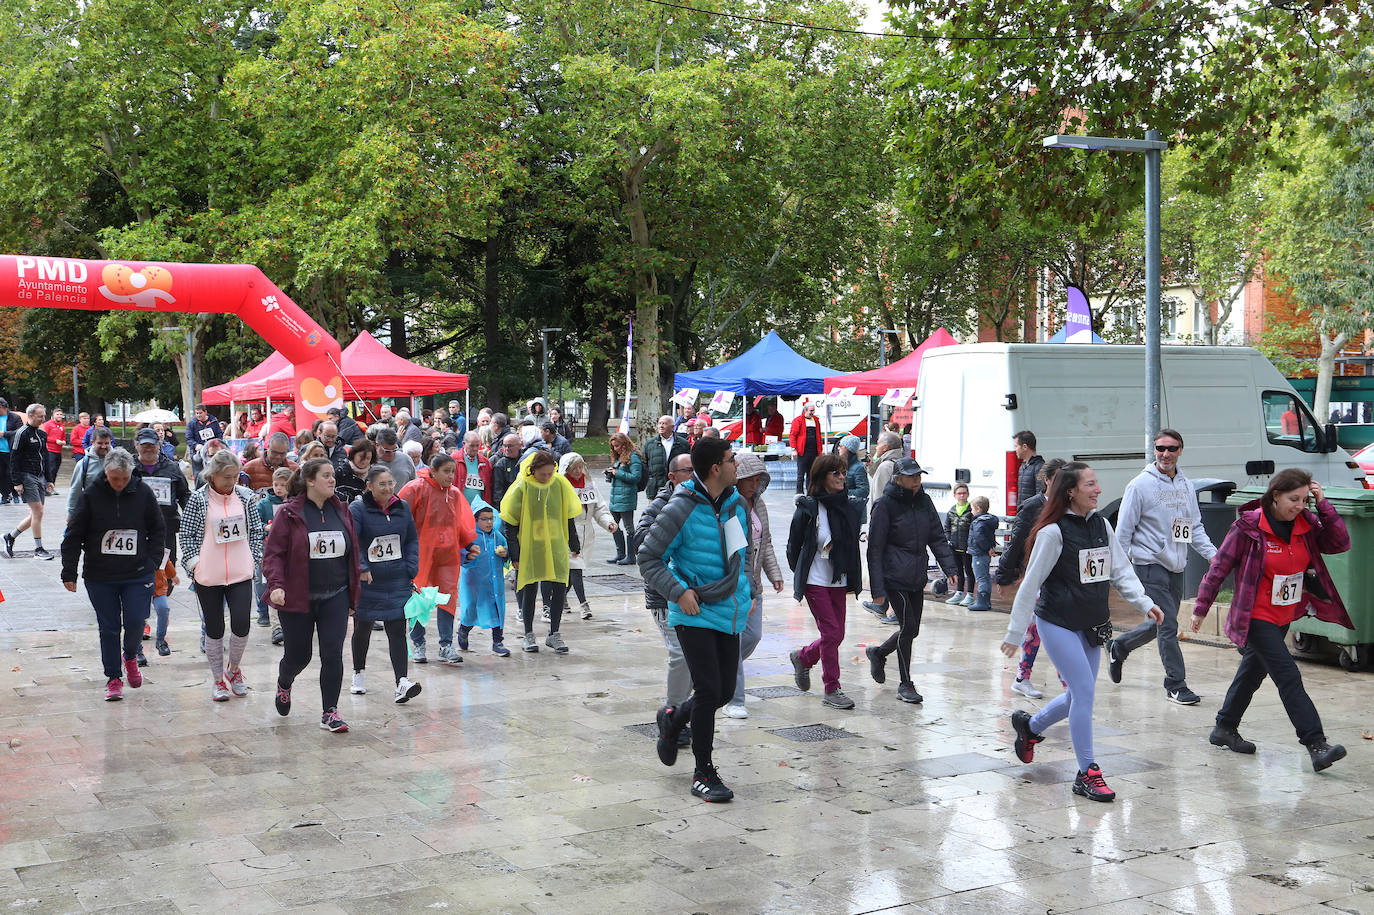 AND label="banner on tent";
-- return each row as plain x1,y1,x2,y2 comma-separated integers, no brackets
708,390,735,413
672,388,699,408
880,387,915,408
